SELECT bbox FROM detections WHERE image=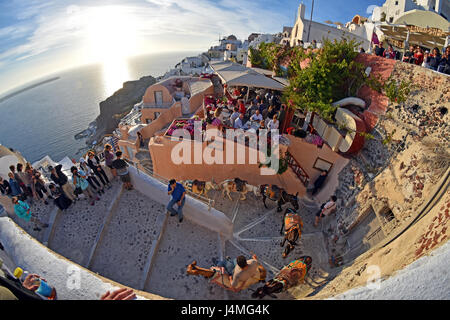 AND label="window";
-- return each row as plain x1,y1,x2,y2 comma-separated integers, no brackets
395,1,398,5
154,91,163,105
389,17,394,22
